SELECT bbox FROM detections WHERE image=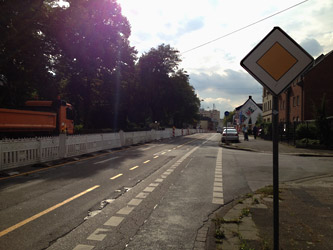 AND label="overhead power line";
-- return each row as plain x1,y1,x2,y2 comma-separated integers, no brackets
181,0,309,54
